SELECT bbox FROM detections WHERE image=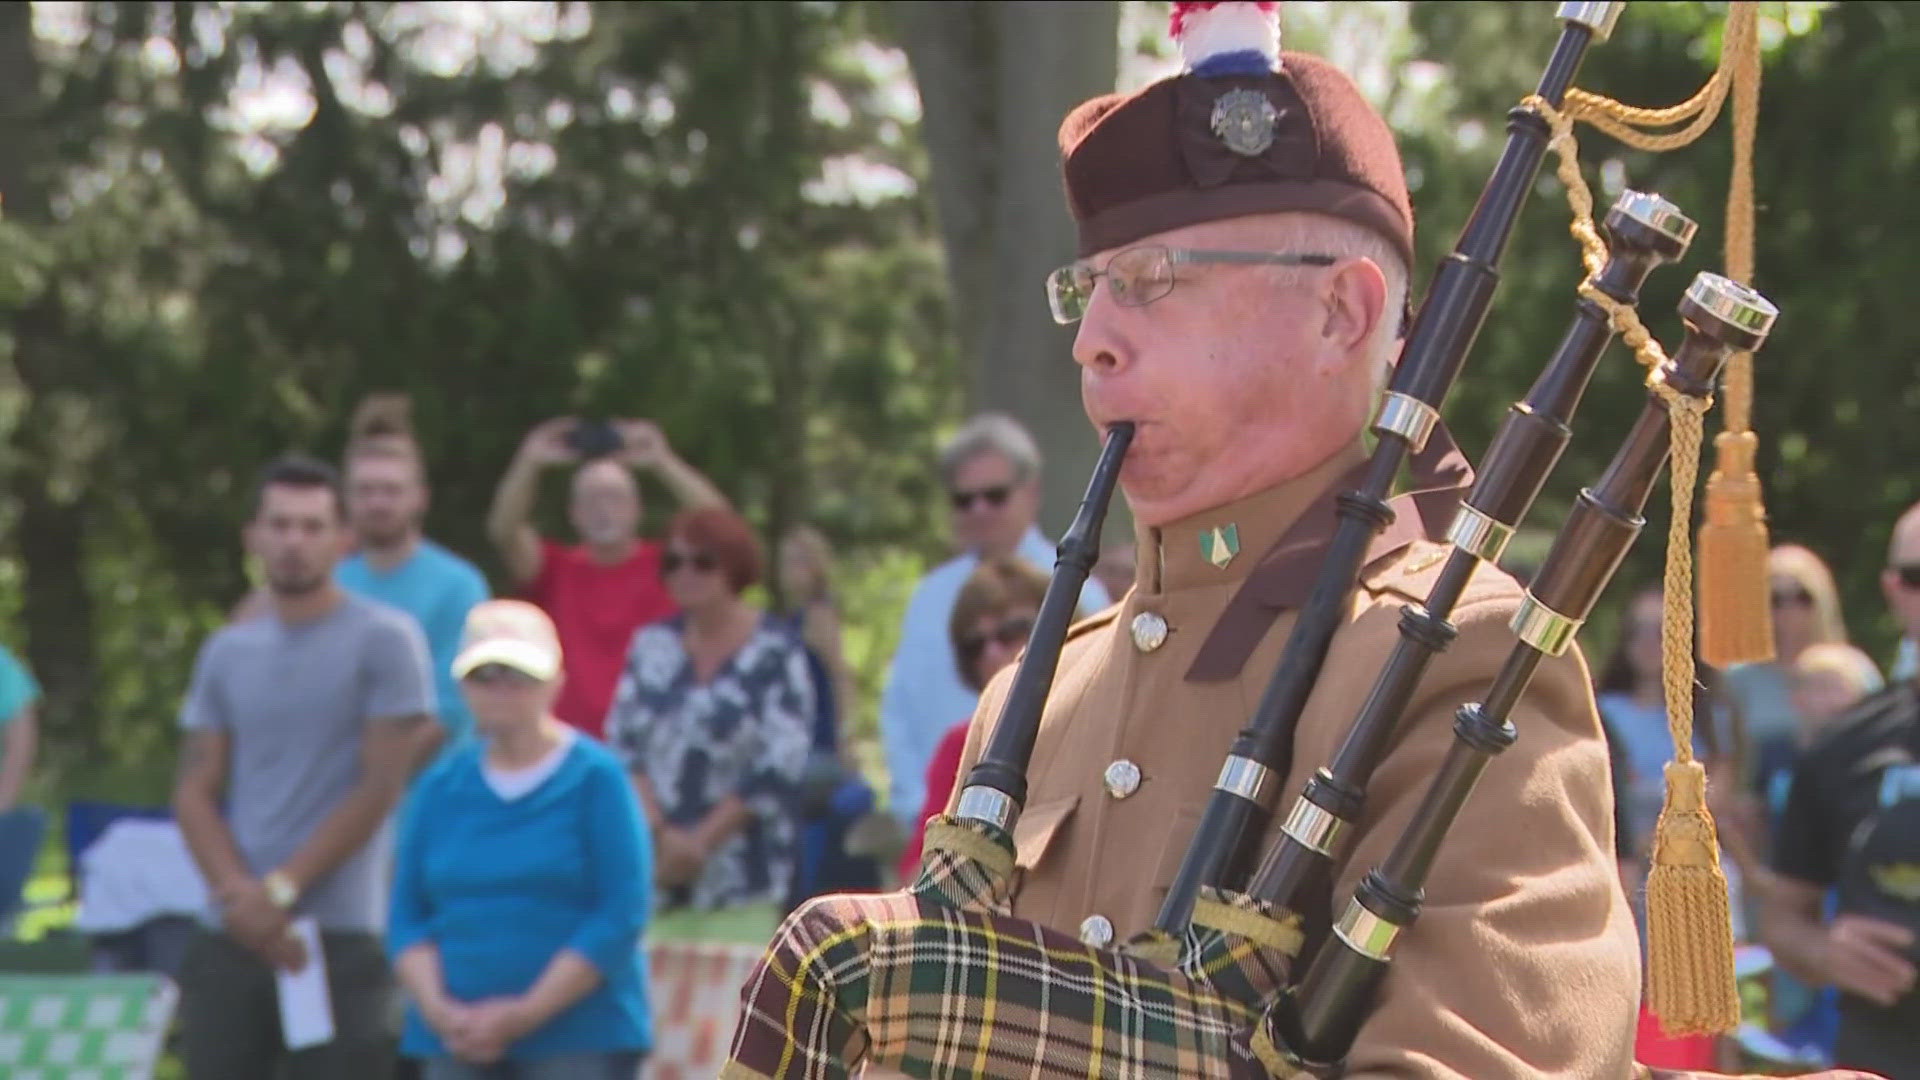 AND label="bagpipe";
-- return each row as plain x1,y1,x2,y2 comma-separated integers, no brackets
720,3,1827,1078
